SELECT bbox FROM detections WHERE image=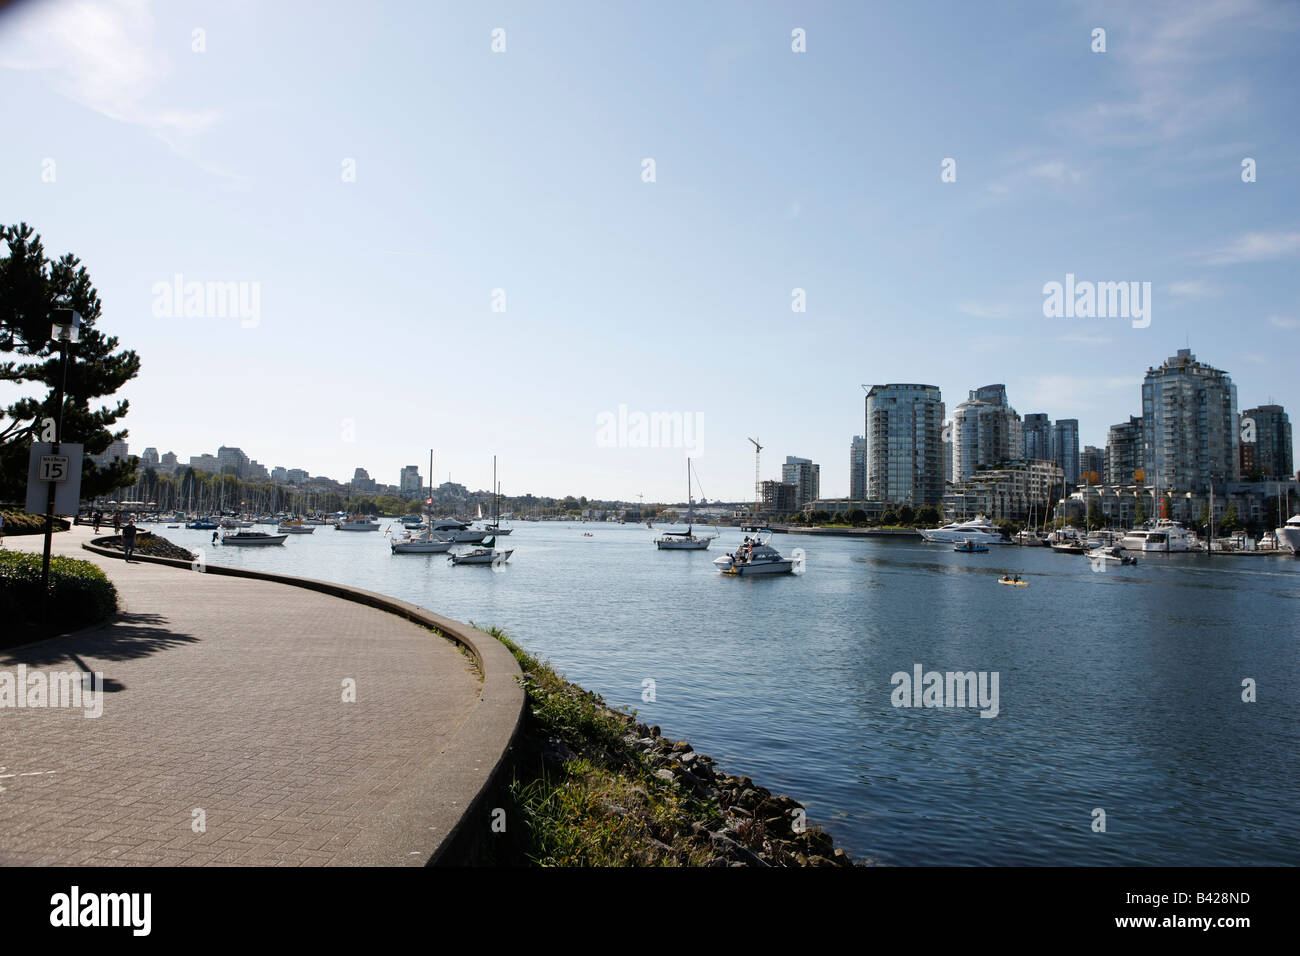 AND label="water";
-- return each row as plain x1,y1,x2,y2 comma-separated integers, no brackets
158,521,1300,865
